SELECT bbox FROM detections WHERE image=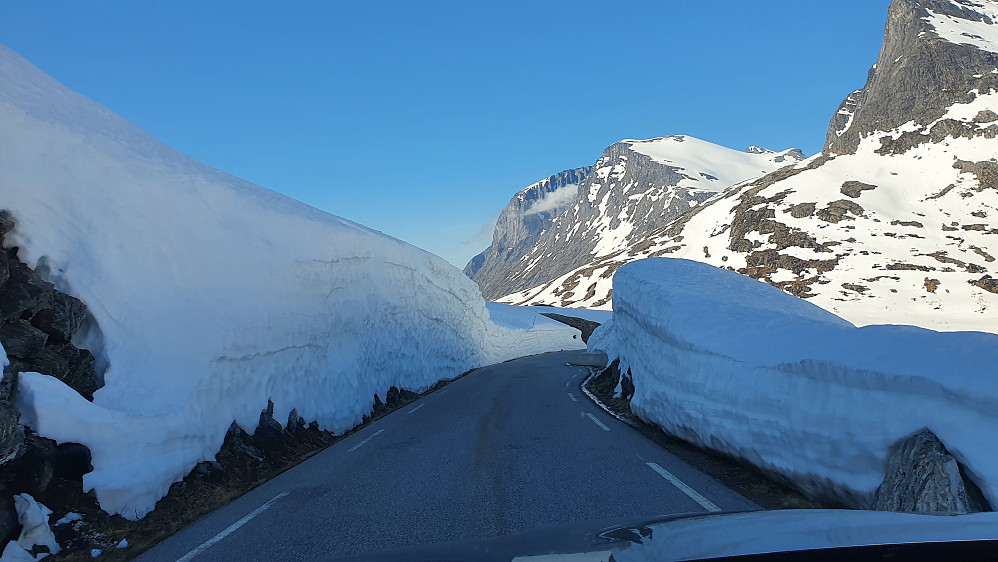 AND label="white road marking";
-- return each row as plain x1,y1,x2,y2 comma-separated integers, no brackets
646,462,721,512
175,491,289,561
347,429,385,452
407,403,425,414
585,412,610,431
568,392,577,402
